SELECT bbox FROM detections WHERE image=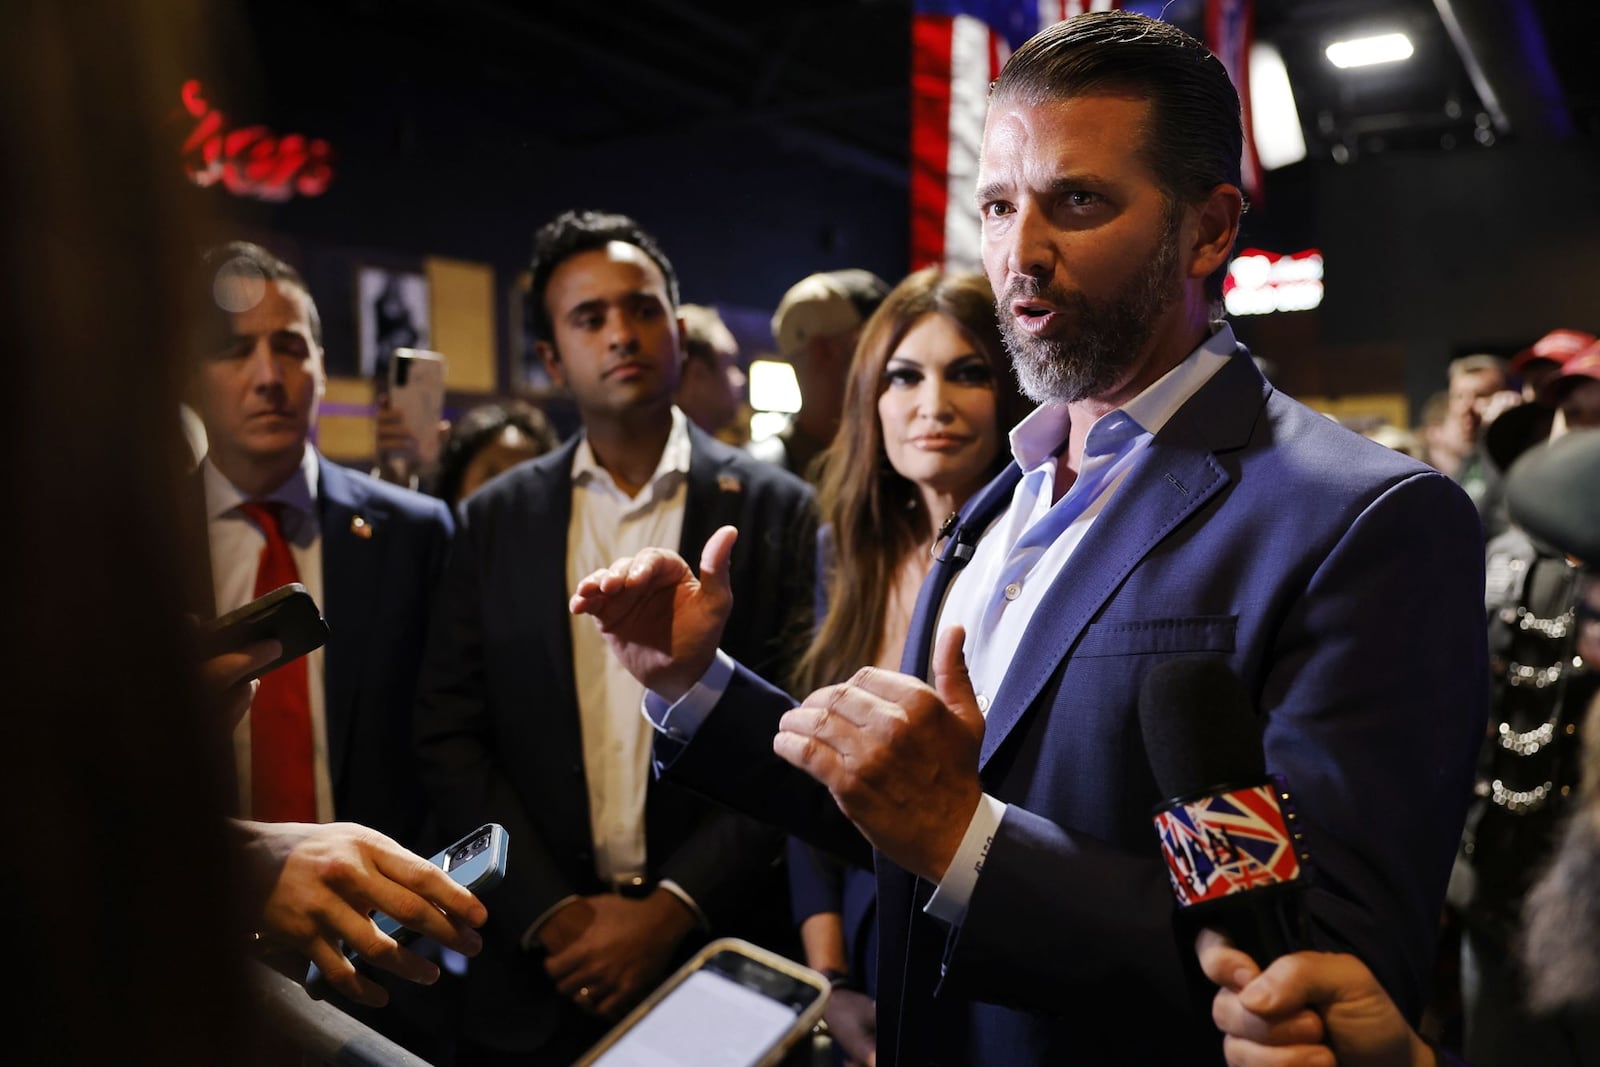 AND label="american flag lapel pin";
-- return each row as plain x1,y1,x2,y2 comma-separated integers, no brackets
717,473,742,494
350,514,374,539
